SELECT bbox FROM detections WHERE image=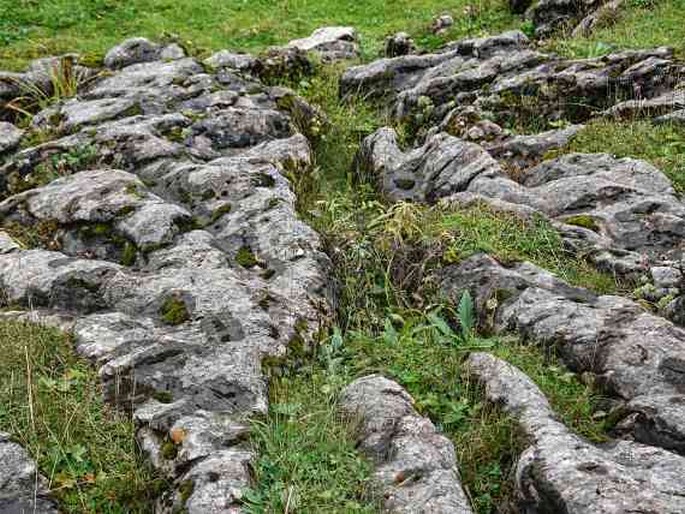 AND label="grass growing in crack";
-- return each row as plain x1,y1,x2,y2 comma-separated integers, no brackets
246,63,614,512
492,343,608,443
428,202,620,293
562,120,685,194
0,320,165,512
244,370,378,513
